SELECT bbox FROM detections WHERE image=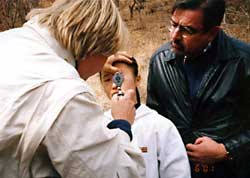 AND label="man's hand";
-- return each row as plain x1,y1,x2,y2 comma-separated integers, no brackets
186,136,228,164
111,89,136,125
103,52,132,74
